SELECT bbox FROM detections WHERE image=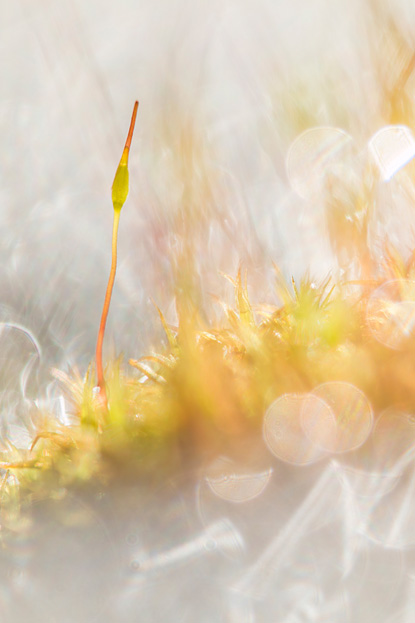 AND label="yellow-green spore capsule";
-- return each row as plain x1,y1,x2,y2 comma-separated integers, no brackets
112,163,129,212
111,100,138,212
